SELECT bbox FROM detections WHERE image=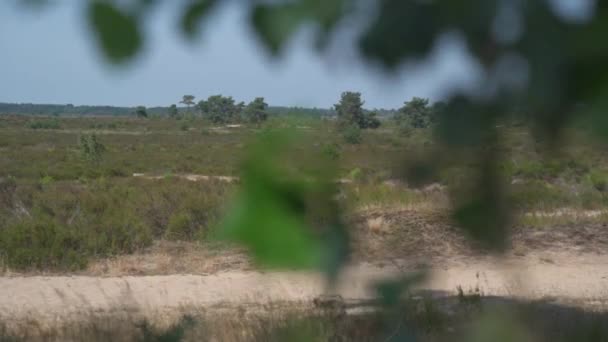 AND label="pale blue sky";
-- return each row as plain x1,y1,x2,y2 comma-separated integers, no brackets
1,1,488,108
